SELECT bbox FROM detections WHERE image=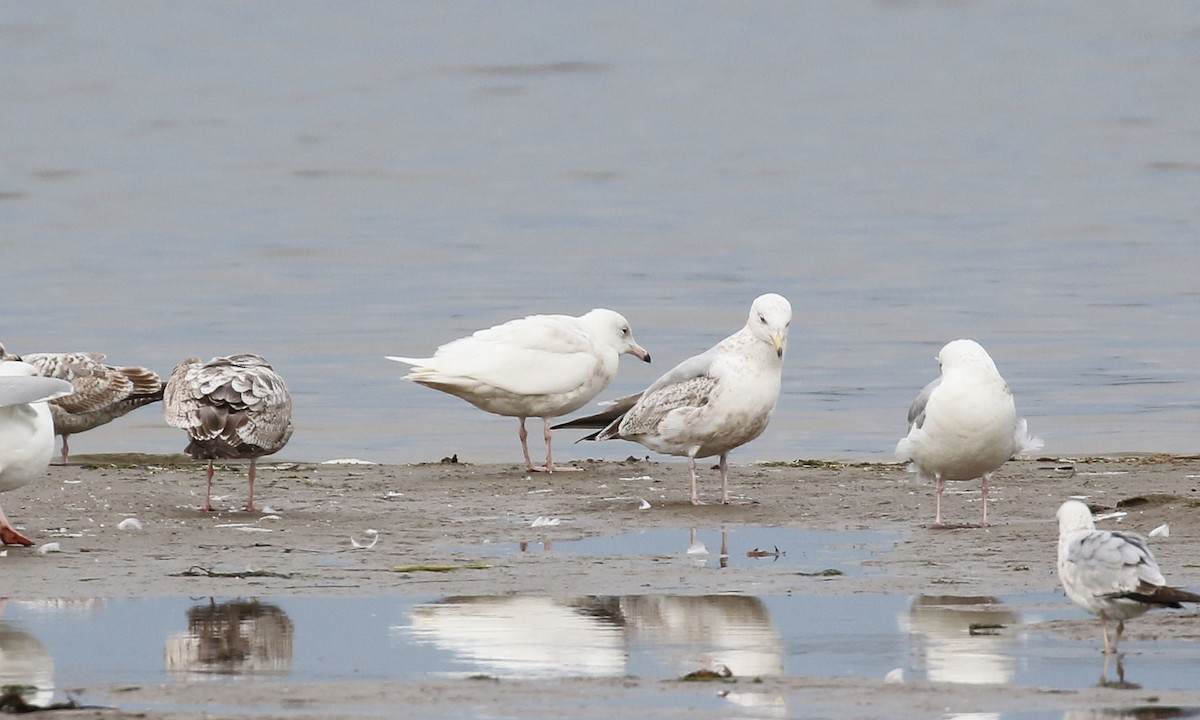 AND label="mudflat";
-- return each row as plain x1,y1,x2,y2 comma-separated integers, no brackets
3,453,1199,718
